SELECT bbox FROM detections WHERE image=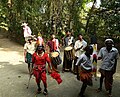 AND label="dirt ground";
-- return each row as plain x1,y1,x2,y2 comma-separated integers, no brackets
0,33,120,97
